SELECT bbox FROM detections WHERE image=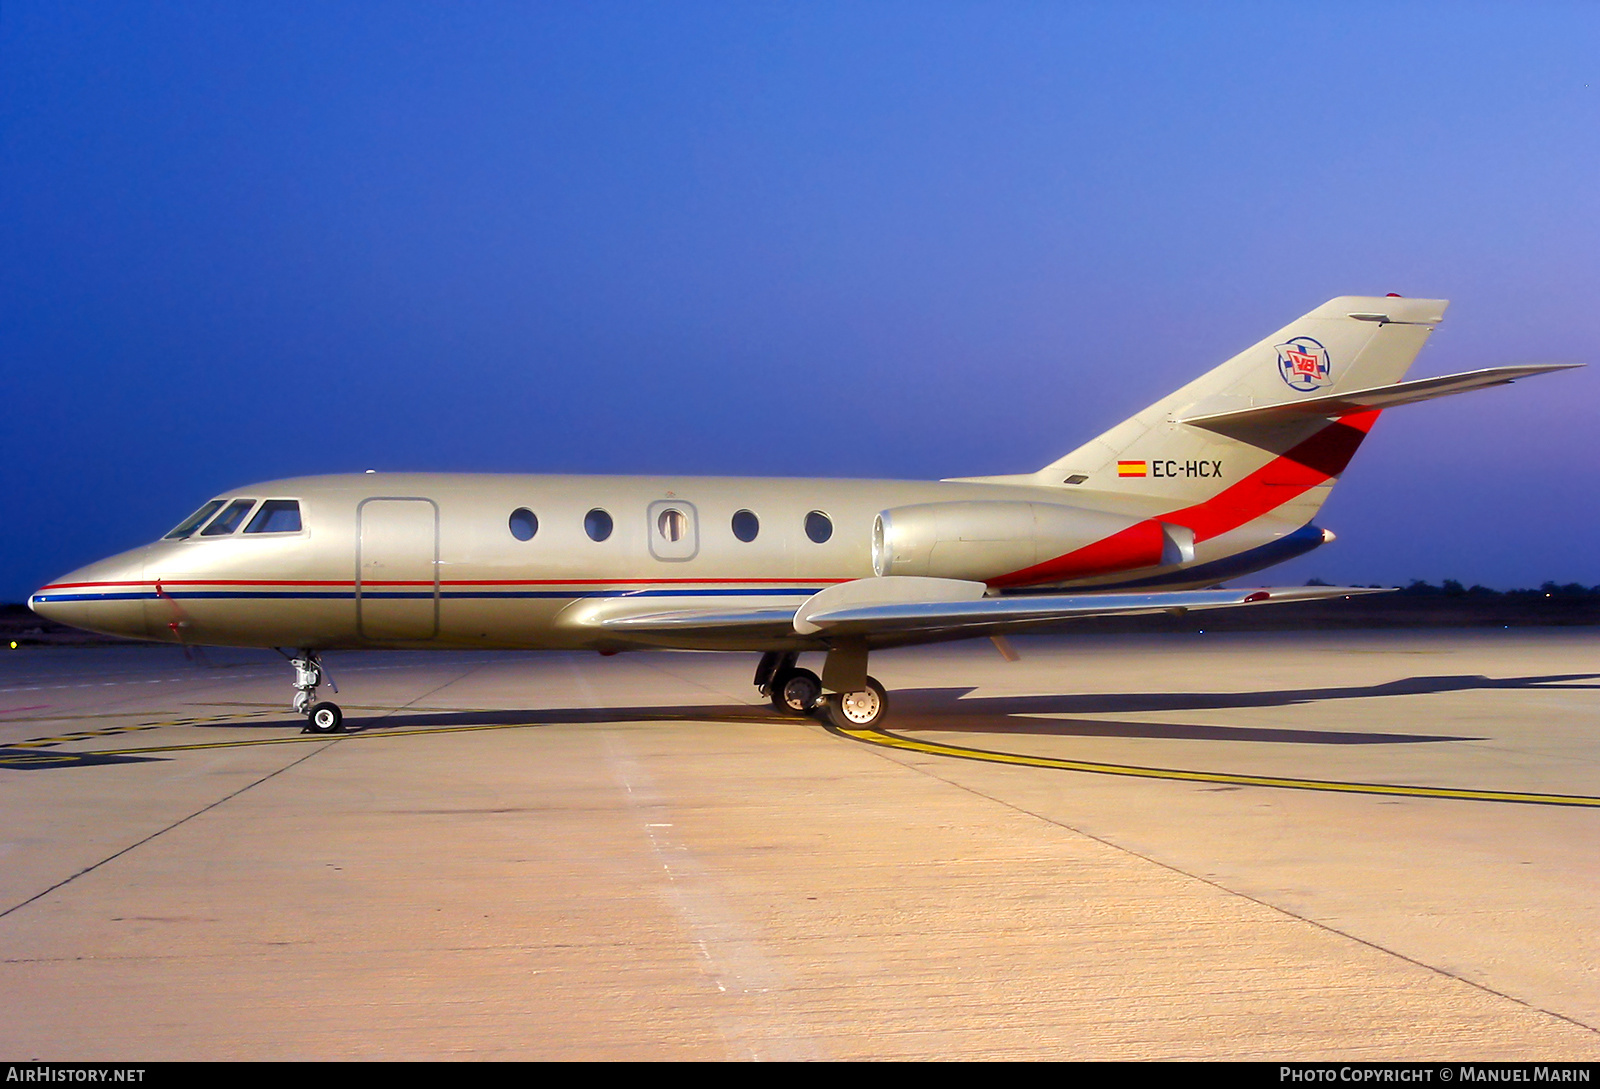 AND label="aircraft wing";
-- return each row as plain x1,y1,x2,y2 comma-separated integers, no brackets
1180,363,1580,431
783,585,1384,638
597,578,1387,644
